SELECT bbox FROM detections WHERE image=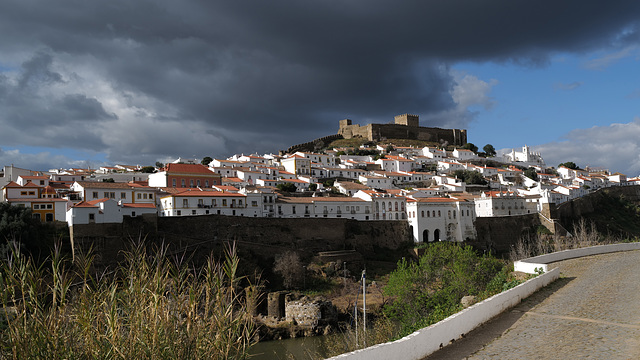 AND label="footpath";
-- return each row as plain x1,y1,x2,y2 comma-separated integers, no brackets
425,250,640,359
